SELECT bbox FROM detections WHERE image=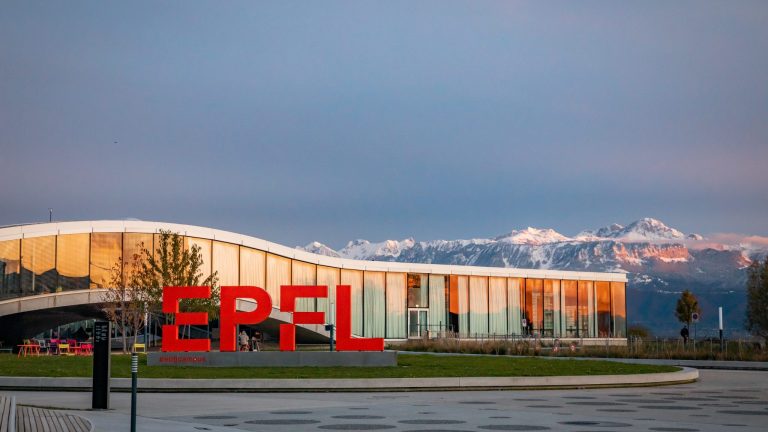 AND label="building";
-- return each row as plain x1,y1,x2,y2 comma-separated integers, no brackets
0,221,627,345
